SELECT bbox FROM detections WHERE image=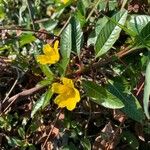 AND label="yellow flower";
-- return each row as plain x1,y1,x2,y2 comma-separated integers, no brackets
52,77,80,111
36,40,60,65
61,0,69,4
